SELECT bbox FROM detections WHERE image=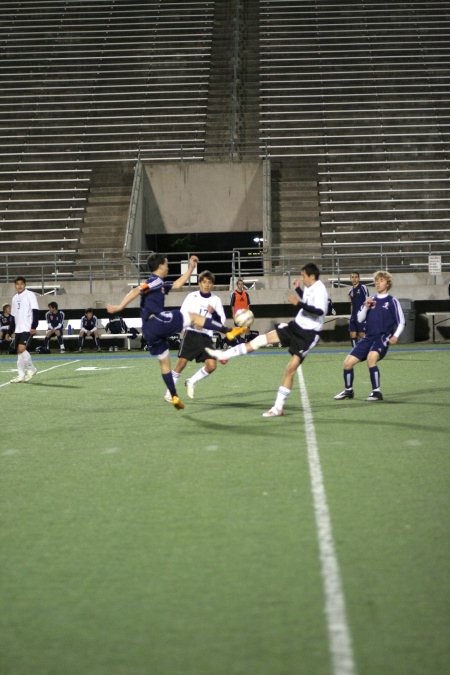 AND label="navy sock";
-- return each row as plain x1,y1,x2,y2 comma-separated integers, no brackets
344,369,354,389
203,317,227,333
369,366,380,390
162,372,176,397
